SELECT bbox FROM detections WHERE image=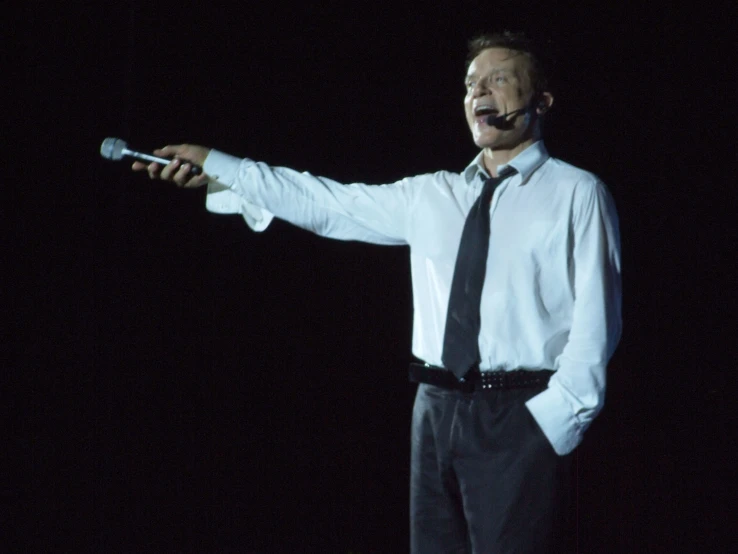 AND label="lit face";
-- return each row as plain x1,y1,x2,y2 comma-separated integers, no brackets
464,47,540,151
